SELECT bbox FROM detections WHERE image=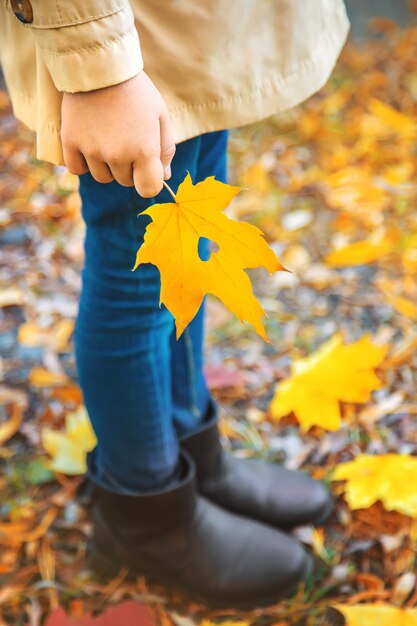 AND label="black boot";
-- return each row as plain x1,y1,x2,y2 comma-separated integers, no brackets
88,451,312,609
180,404,334,530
